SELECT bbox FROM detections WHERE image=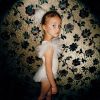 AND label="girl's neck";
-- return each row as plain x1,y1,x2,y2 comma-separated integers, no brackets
43,33,53,41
